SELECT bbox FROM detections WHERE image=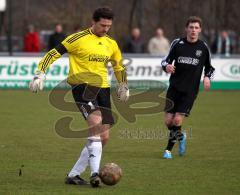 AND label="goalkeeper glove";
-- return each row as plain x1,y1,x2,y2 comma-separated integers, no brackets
117,82,129,102
29,71,46,93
